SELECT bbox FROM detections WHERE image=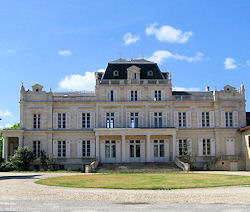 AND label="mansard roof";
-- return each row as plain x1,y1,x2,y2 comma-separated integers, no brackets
102,58,166,79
